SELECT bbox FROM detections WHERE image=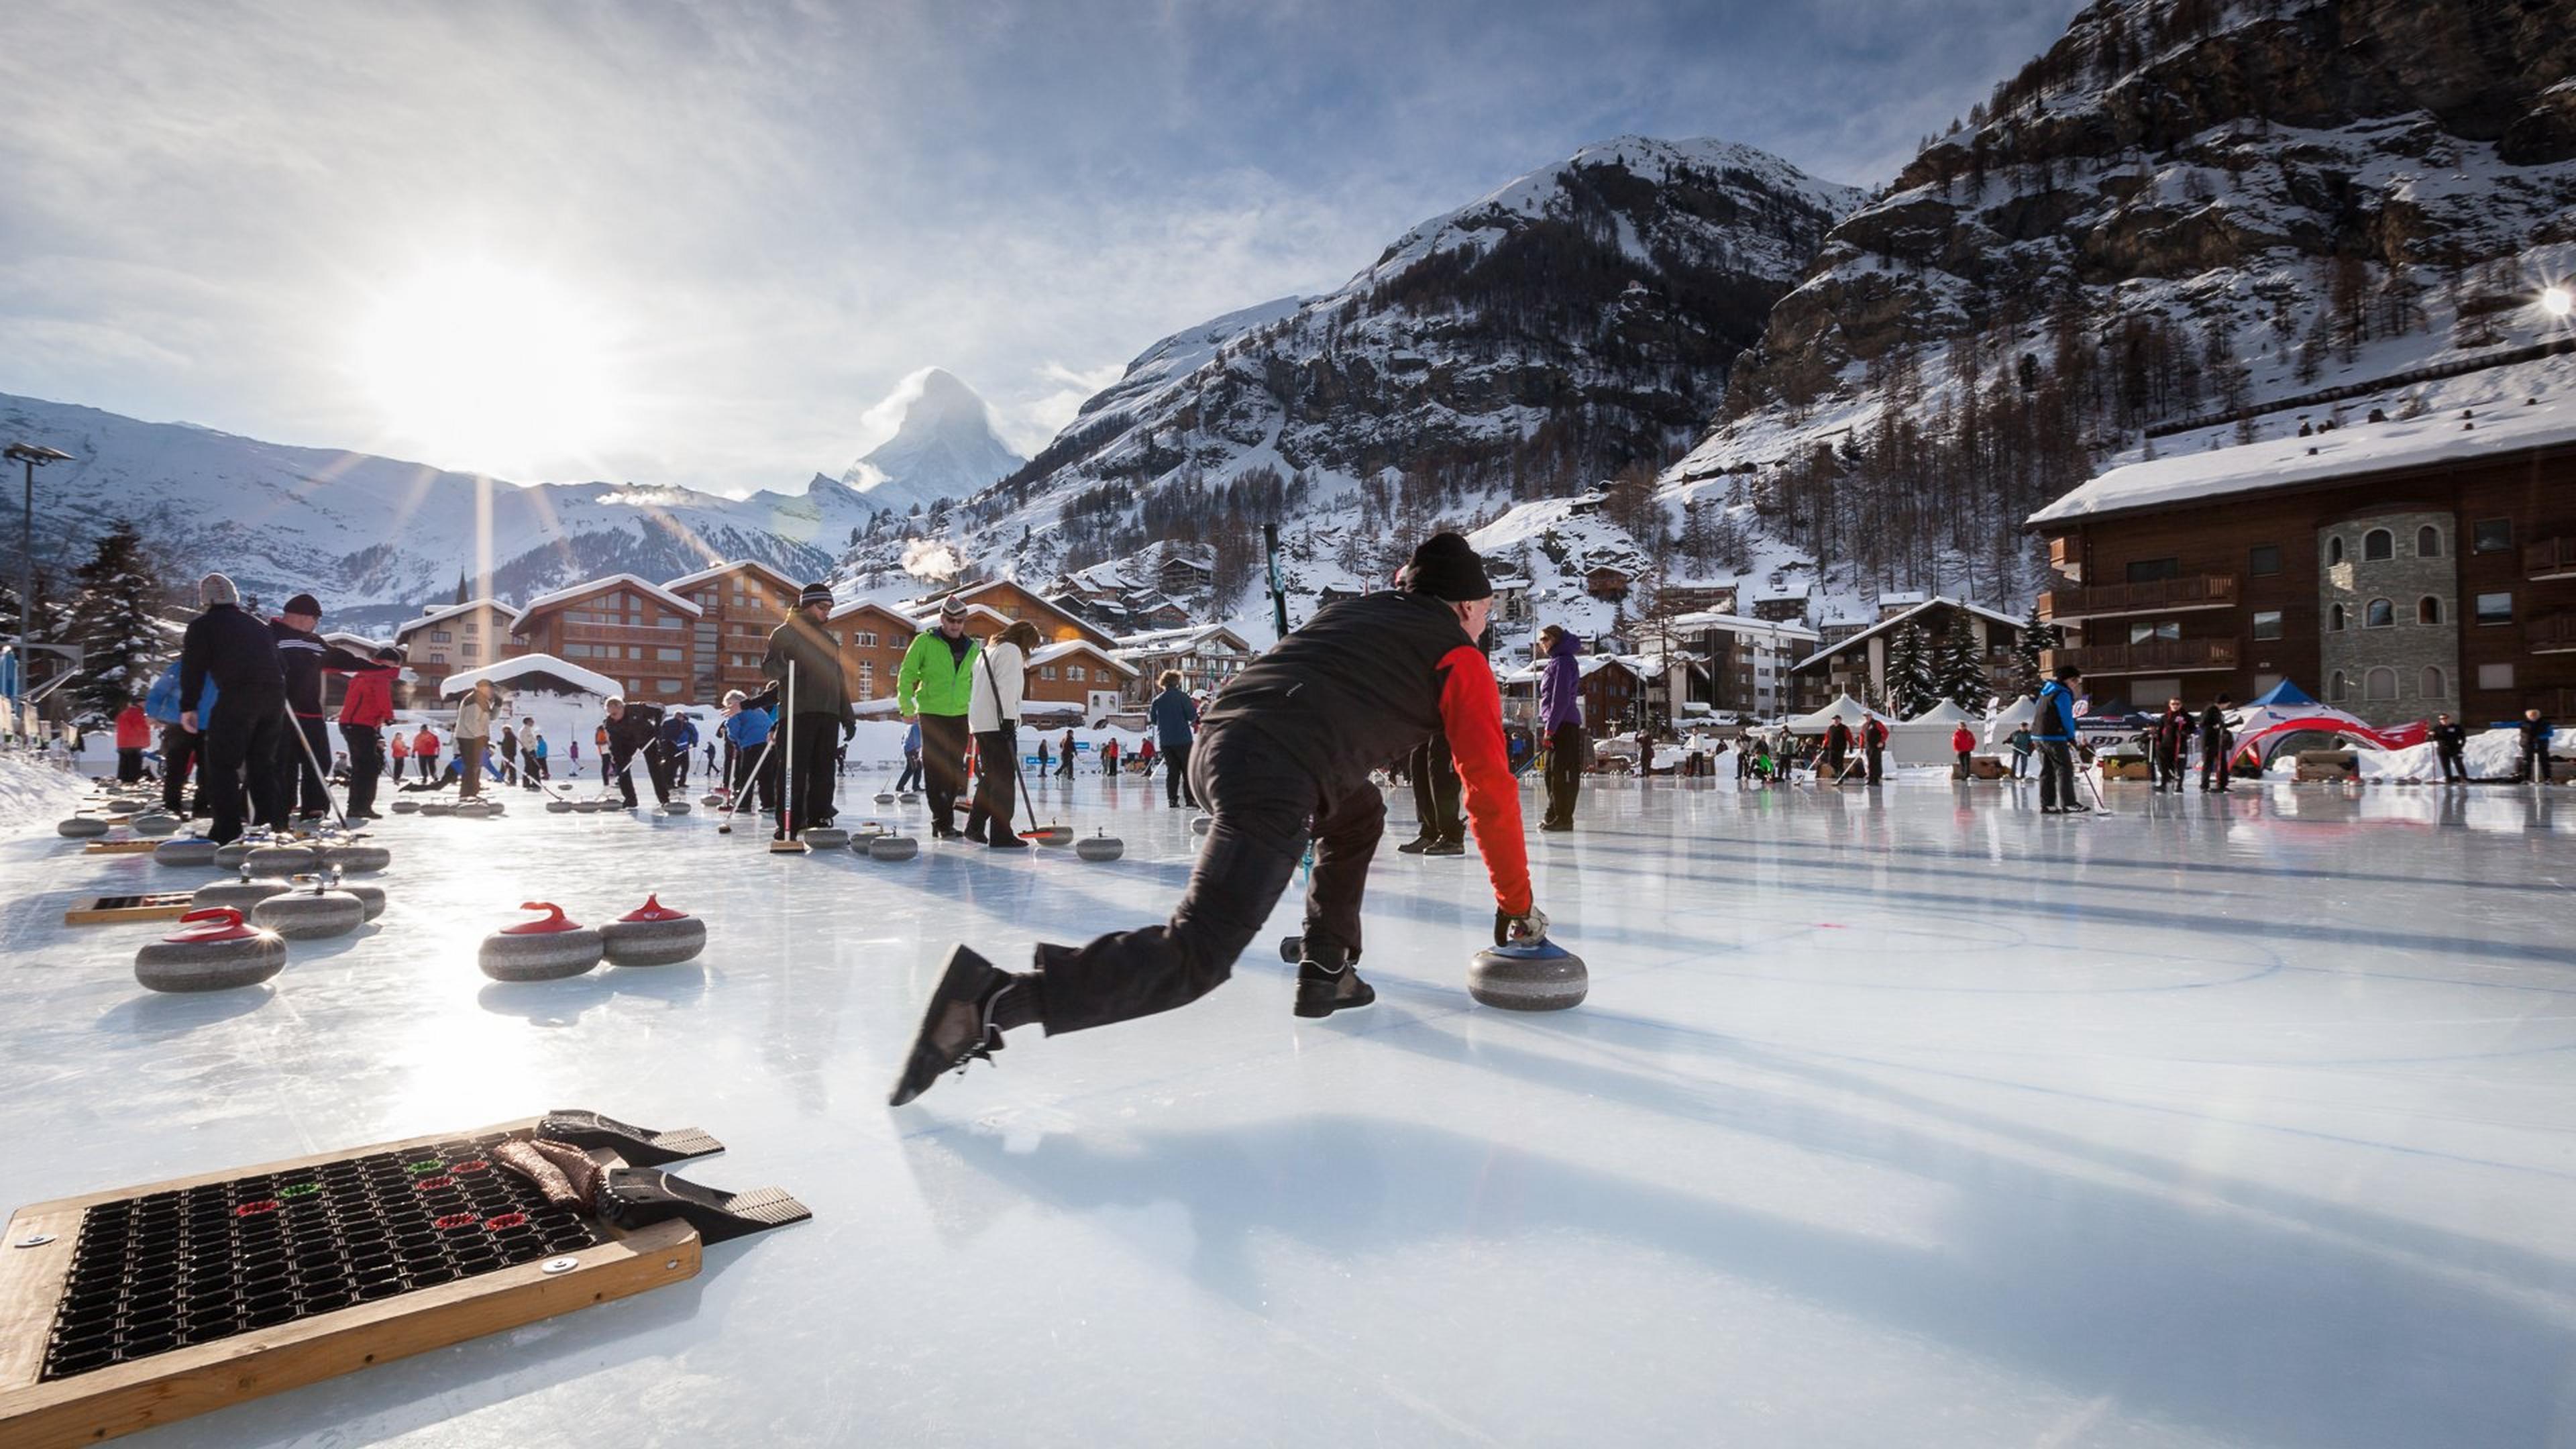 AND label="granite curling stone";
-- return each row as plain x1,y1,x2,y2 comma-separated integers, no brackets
1466,938,1588,1012
478,902,602,981
865,834,919,861
154,836,220,867
802,826,850,849
600,894,706,967
128,812,182,838
1074,833,1125,862
57,815,109,839
136,908,285,993
252,883,366,940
